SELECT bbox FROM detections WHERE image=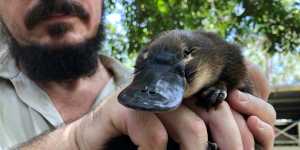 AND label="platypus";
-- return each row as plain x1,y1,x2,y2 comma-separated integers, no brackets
119,29,251,111
105,29,253,150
